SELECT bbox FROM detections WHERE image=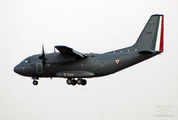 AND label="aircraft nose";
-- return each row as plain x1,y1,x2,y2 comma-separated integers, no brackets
14,65,21,74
